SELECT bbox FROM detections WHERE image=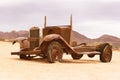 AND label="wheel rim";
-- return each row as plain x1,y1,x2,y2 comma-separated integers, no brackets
48,41,63,63
103,45,112,62
100,45,112,62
